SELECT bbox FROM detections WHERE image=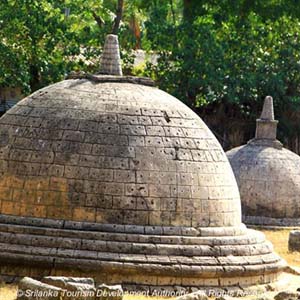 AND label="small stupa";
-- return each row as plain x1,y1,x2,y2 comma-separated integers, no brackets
227,96,300,226
0,37,285,291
